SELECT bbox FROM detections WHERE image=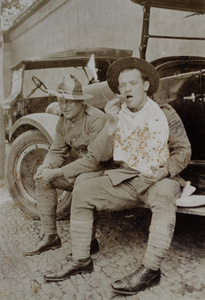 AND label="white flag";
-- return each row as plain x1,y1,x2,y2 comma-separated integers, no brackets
87,54,98,81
